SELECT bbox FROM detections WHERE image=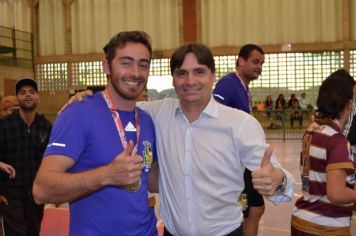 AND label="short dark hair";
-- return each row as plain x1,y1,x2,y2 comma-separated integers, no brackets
236,44,264,67
170,43,215,75
316,69,354,119
103,31,152,64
